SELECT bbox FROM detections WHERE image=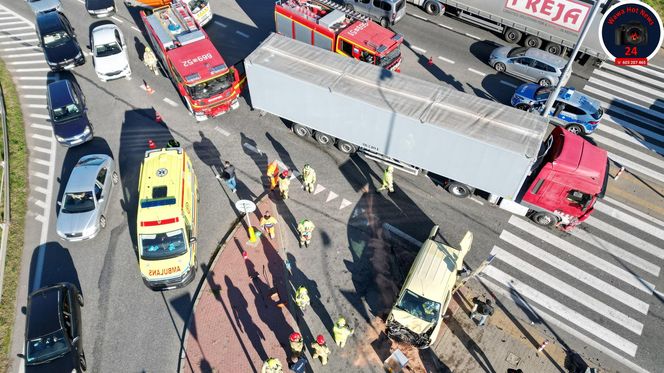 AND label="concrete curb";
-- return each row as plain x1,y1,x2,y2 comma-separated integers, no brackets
177,191,269,373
